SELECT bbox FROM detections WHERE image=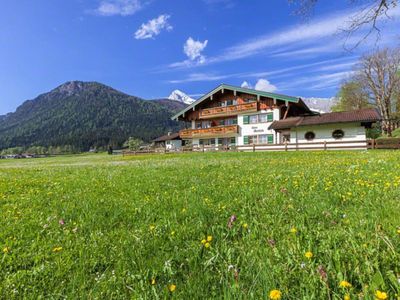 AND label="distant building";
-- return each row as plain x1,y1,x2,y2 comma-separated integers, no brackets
152,132,185,150
171,84,380,149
